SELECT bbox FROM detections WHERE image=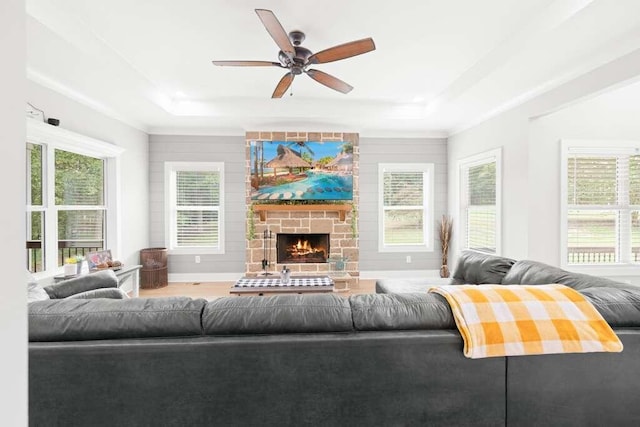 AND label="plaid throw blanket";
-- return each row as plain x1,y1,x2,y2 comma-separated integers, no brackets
429,284,623,359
